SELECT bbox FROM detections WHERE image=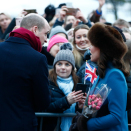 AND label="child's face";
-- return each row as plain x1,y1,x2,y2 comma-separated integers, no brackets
55,61,73,78
49,42,64,57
